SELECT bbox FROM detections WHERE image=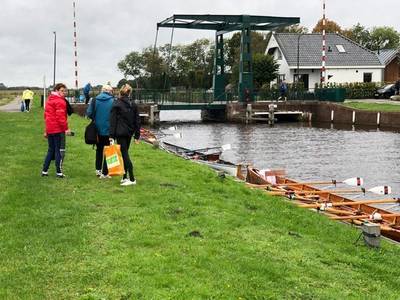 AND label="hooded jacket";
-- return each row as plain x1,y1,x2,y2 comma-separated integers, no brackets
86,92,114,136
109,96,141,139
44,92,68,134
